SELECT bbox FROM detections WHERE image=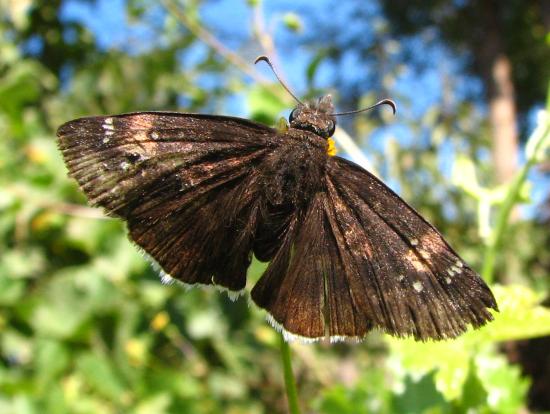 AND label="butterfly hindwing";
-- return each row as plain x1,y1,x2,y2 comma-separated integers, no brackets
252,156,497,341
252,194,329,339
57,112,274,292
